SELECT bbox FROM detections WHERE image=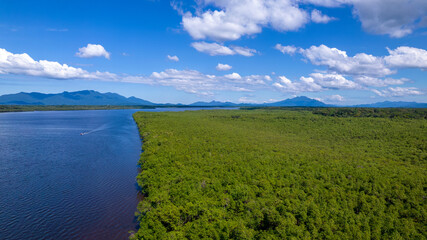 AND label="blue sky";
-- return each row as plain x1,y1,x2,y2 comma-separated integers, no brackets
0,0,426,104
